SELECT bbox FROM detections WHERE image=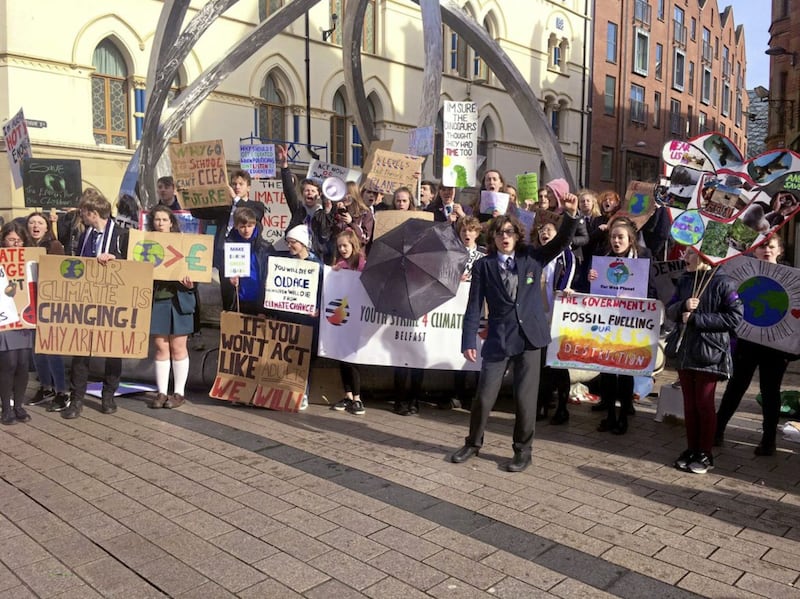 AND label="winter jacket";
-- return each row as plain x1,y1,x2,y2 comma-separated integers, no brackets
666,270,743,379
